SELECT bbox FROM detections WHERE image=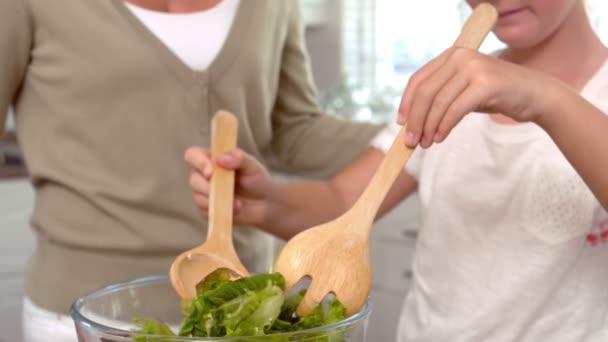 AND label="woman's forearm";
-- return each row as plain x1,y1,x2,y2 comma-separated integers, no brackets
538,82,608,209
259,148,417,240
262,180,350,240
